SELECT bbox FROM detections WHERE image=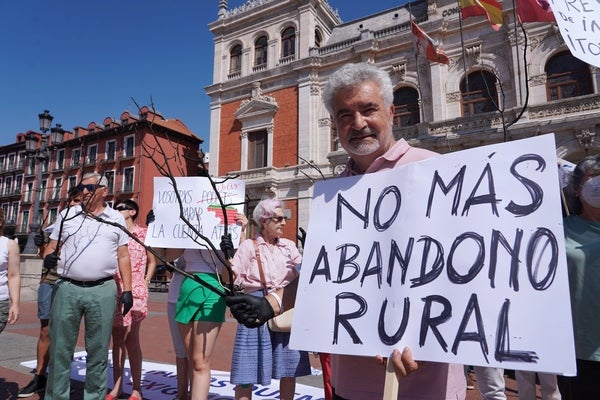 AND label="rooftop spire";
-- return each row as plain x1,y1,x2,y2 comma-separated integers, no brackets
218,0,227,18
